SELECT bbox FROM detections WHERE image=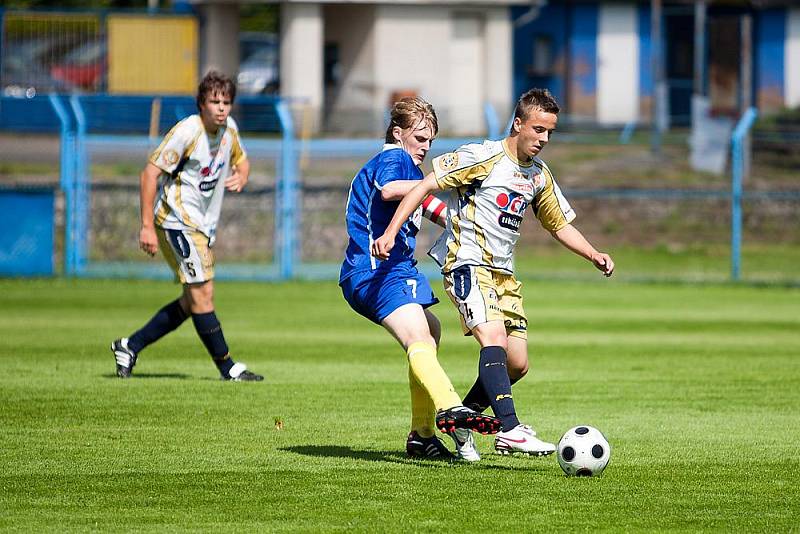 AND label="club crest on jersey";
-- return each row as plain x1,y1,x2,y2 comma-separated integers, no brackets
438,152,459,172
533,172,545,189
496,192,526,232
162,149,180,166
